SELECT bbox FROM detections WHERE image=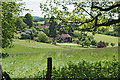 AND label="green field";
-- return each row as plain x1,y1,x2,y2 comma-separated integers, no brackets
73,31,118,46
2,37,118,78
